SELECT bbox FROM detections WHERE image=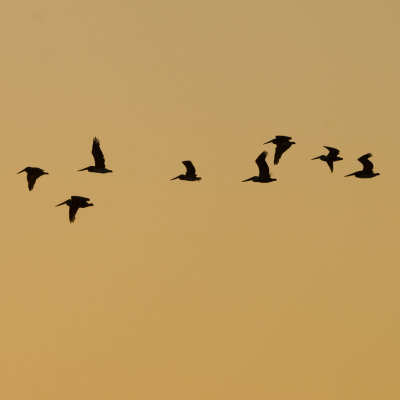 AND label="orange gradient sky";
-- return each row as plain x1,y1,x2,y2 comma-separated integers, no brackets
1,1,400,399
